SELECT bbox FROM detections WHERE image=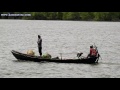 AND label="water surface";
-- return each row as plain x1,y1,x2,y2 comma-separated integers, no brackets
0,20,120,78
